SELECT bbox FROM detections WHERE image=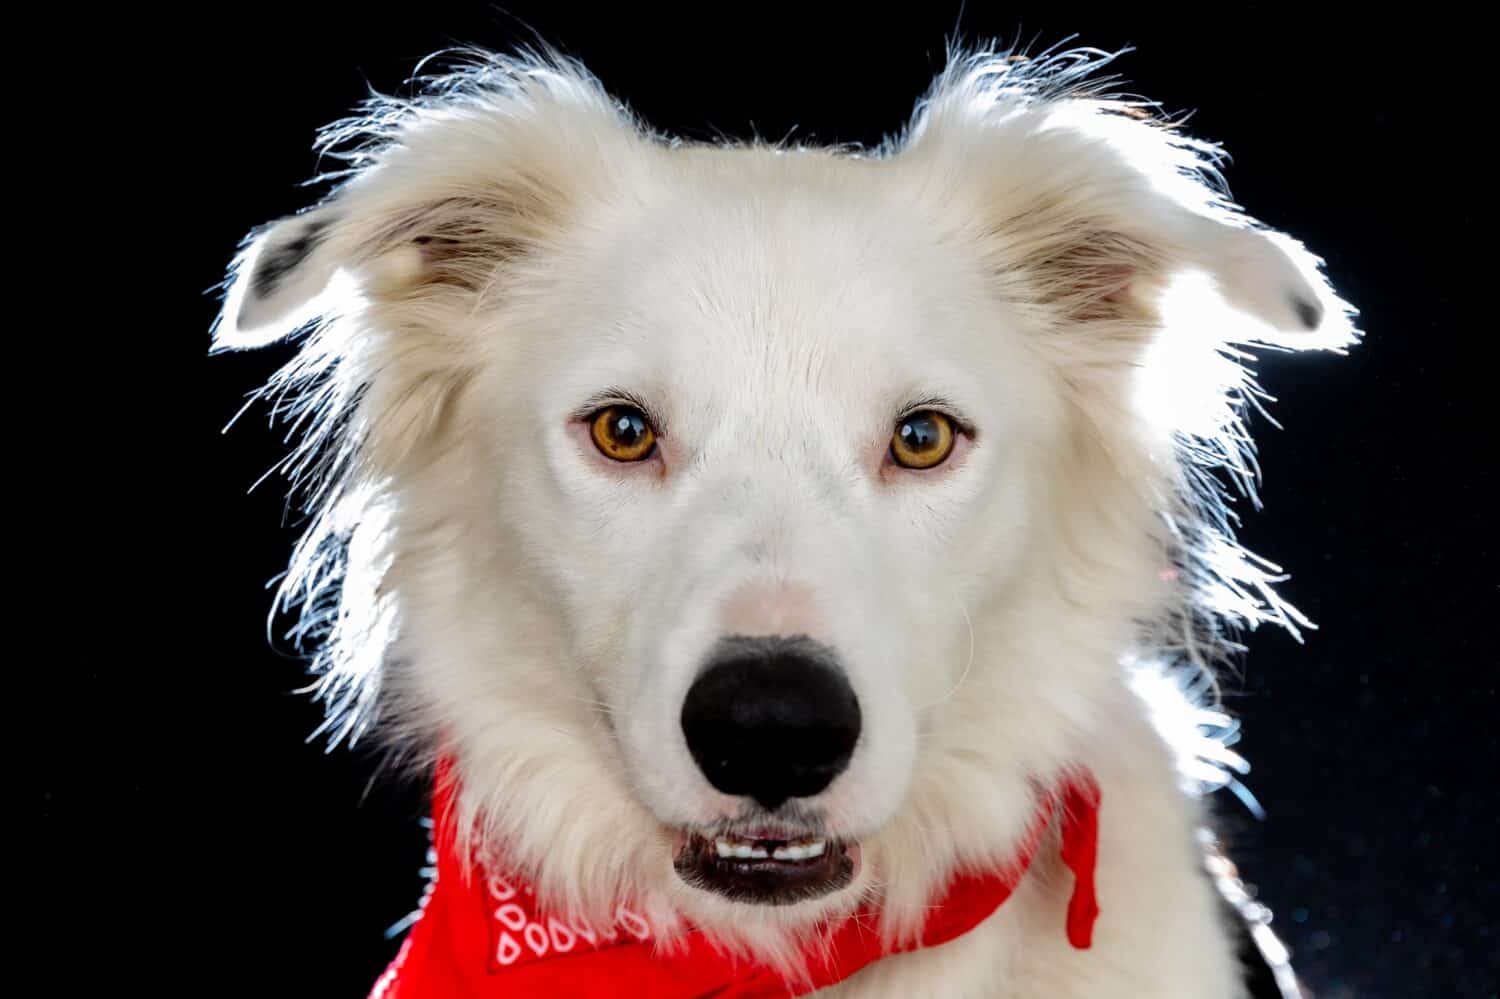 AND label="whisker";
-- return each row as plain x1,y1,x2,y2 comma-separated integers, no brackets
918,601,977,711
